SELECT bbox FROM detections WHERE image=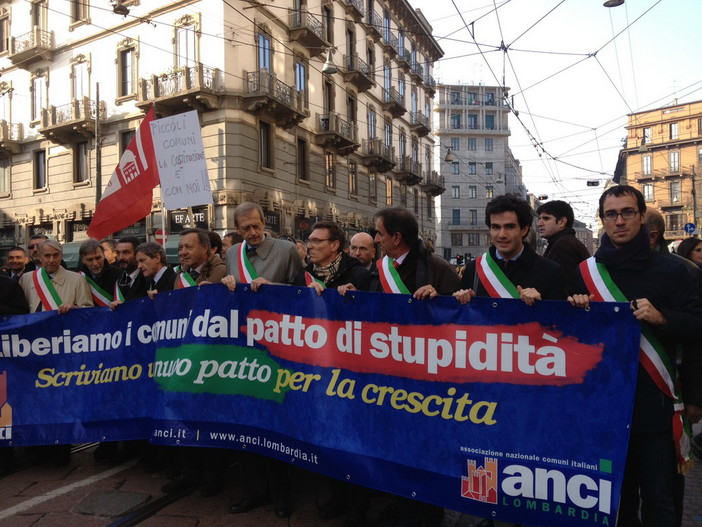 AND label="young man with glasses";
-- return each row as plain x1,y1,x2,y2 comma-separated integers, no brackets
569,185,702,527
